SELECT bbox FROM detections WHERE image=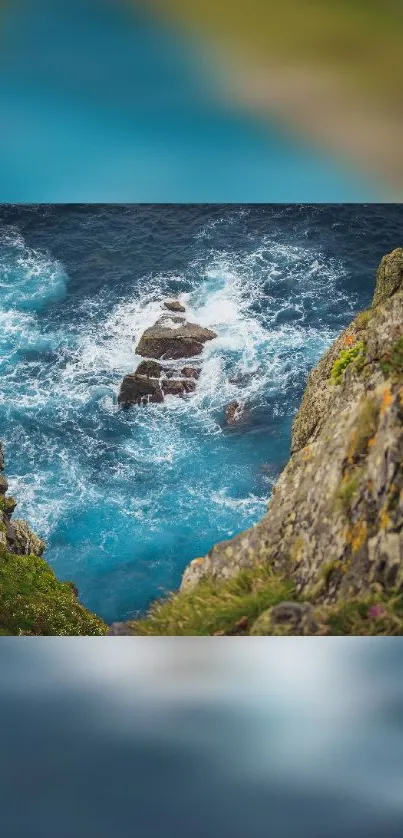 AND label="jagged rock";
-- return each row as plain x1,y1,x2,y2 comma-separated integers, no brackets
180,248,403,605
164,300,186,313
135,360,163,378
0,474,8,495
0,442,4,471
225,400,242,425
224,400,250,427
135,318,217,360
372,247,403,308
118,371,163,406
162,379,196,397
181,366,201,379
8,519,46,557
2,497,17,518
